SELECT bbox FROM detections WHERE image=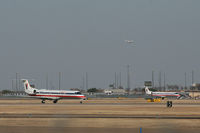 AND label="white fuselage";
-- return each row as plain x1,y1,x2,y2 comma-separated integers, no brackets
145,87,180,98
23,79,86,100
150,91,180,97
28,89,86,99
